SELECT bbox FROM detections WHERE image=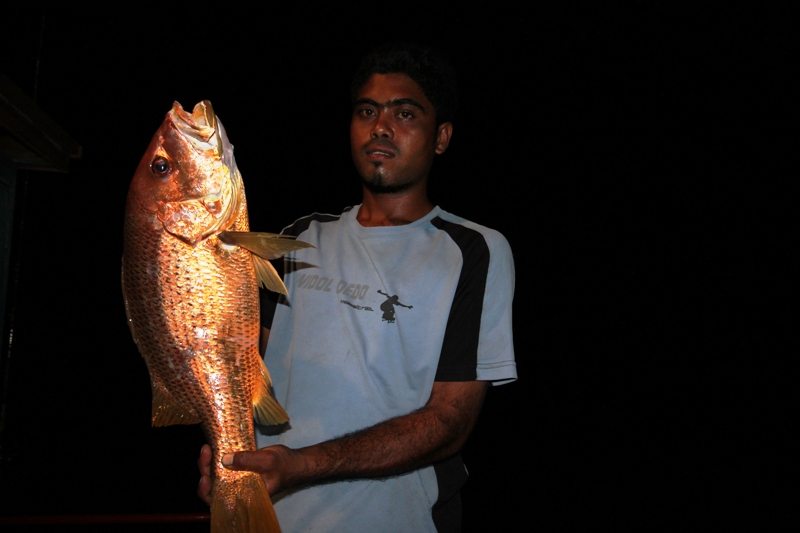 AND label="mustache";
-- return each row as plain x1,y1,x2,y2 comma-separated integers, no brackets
364,138,397,153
